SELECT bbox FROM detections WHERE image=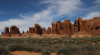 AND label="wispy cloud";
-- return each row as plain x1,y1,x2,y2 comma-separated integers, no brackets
0,0,82,33
83,12,100,20
0,12,6,15
95,0,100,4
40,0,81,17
